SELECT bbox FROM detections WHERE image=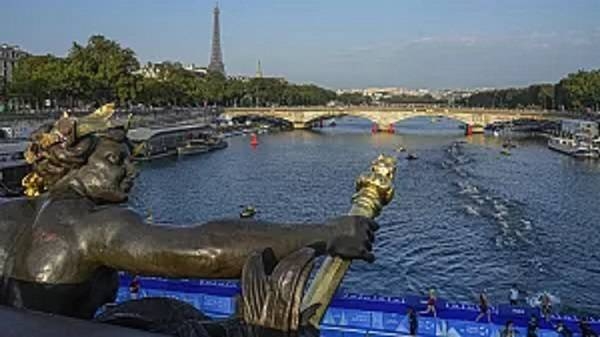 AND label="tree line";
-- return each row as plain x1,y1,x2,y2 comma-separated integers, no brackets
5,35,337,110
5,35,599,112
462,70,600,112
